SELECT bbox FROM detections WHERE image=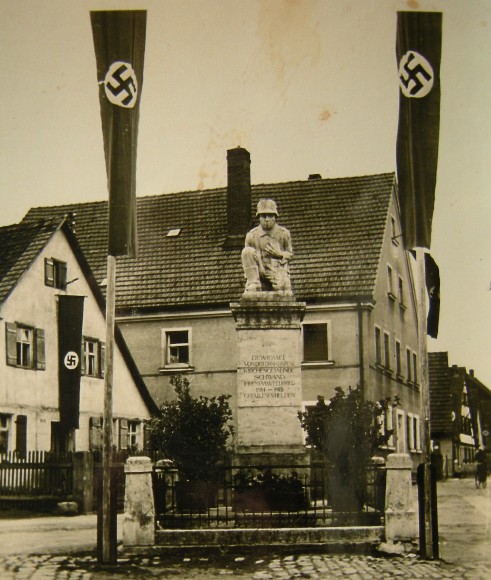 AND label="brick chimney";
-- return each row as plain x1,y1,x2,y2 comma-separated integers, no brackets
225,147,251,248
